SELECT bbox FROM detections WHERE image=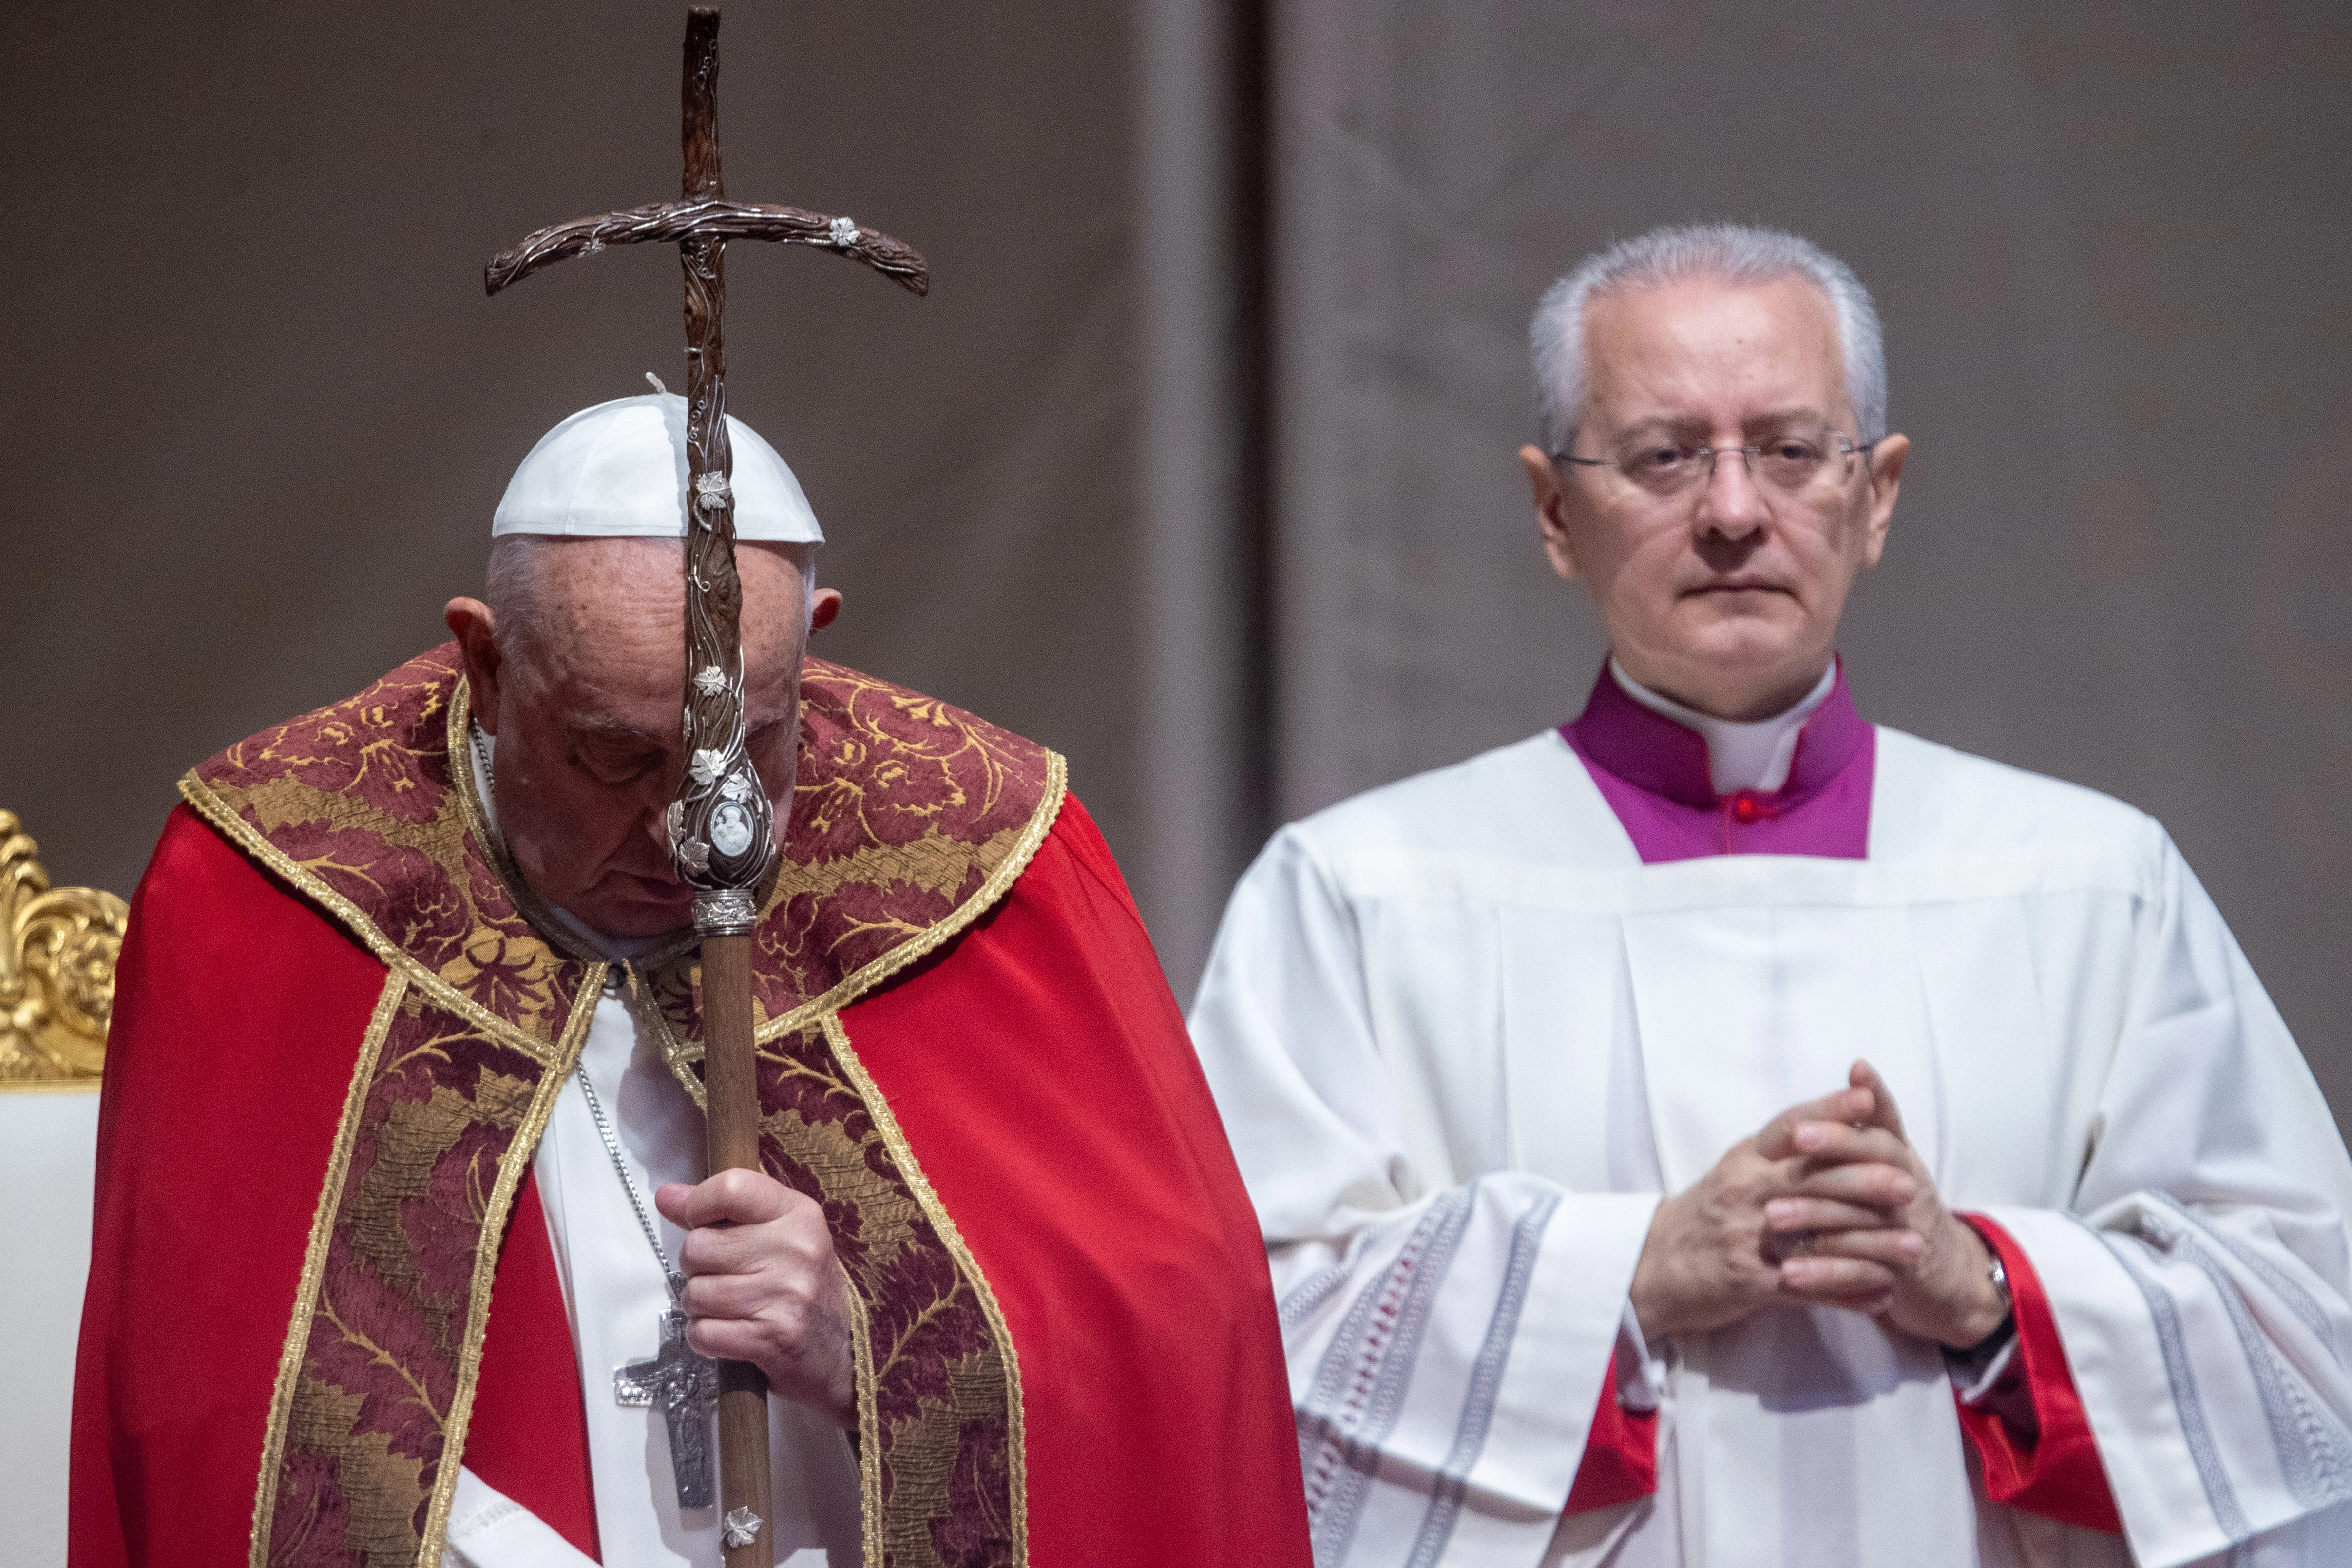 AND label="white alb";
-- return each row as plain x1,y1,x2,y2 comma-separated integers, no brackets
1189,724,2352,1568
